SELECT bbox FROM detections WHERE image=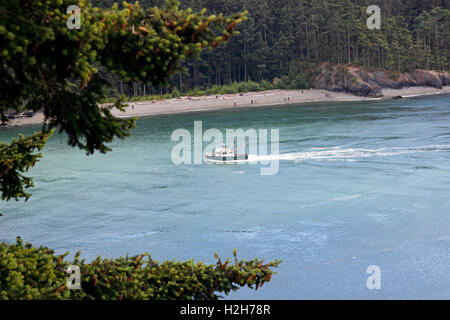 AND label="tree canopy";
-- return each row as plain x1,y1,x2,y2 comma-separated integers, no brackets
1,238,280,300
122,0,448,93
0,0,246,201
